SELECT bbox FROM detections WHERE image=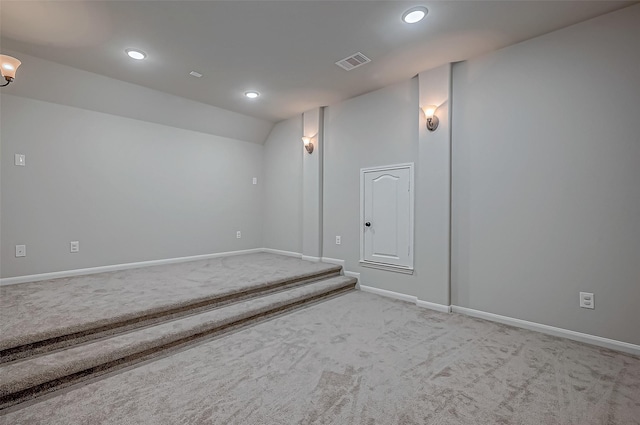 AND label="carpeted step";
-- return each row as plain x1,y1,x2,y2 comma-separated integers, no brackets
0,275,356,410
1,265,342,364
